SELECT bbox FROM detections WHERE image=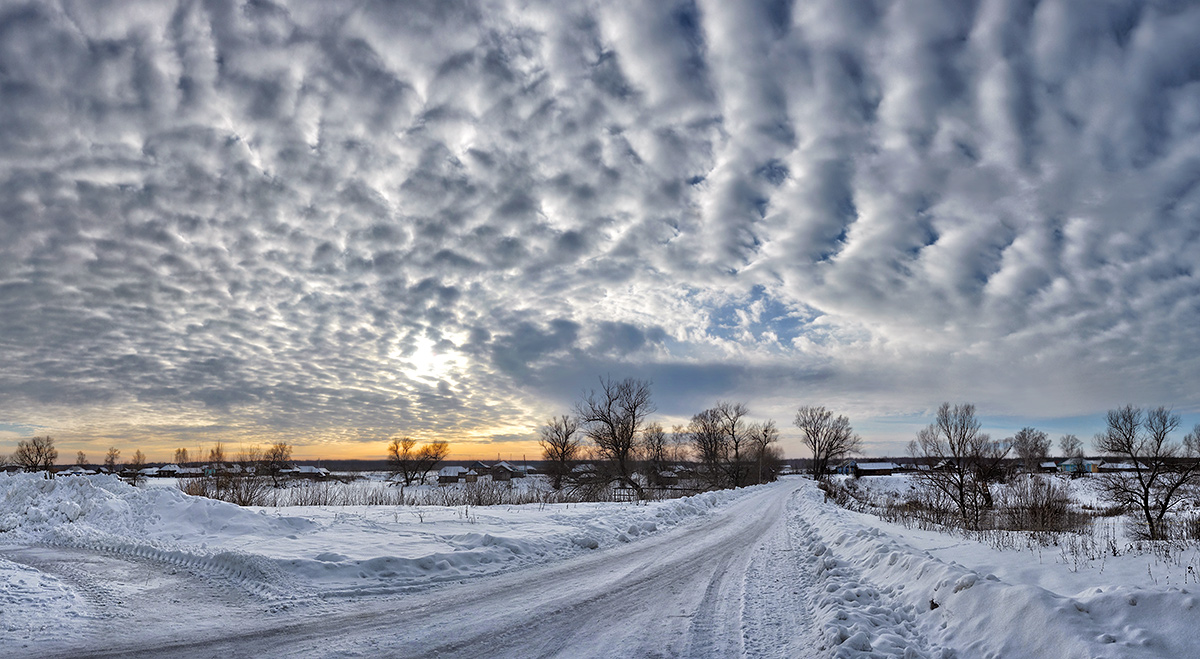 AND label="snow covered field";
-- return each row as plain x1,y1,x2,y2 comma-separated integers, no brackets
3,472,1200,657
